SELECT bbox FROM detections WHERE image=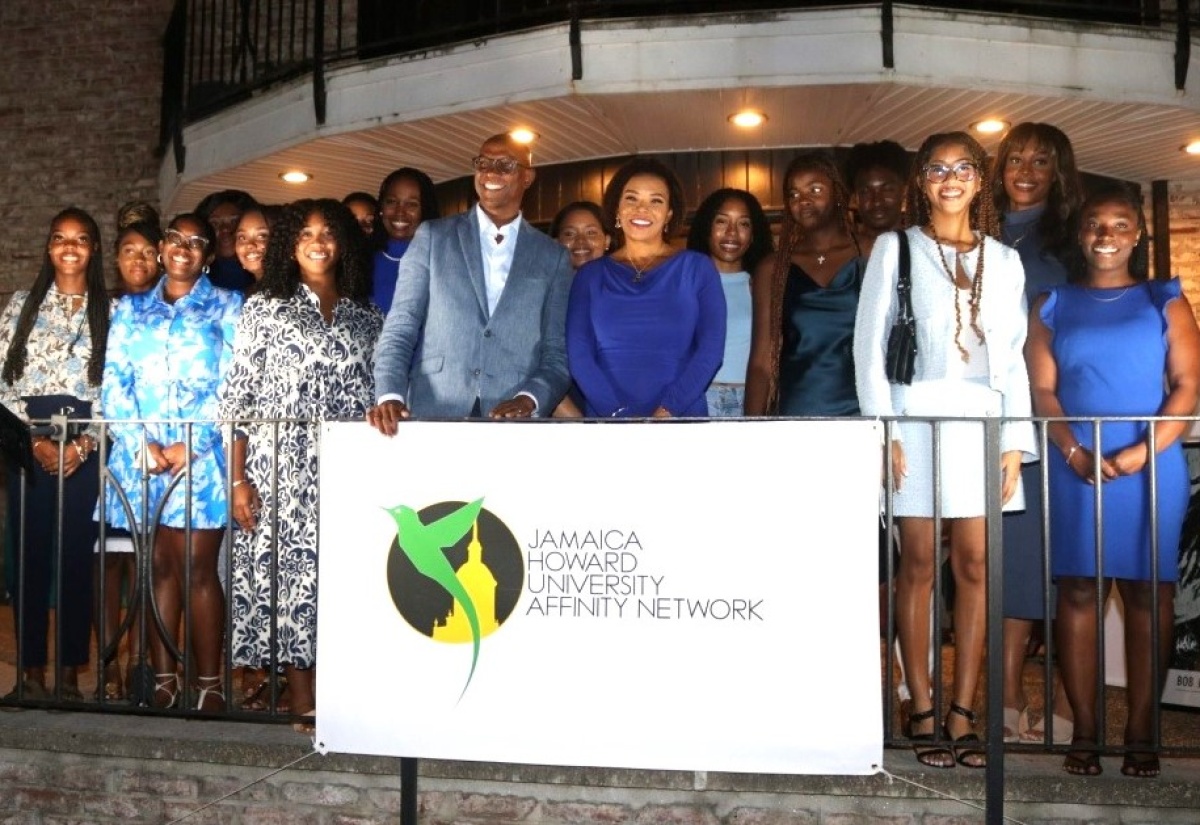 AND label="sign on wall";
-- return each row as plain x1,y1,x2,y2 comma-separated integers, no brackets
316,420,883,775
